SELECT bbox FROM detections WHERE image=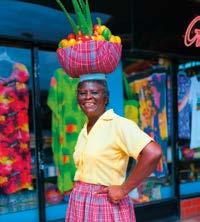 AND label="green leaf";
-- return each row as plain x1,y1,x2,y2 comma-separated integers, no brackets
78,0,86,14
56,0,79,34
96,17,102,26
85,0,93,35
71,0,90,34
